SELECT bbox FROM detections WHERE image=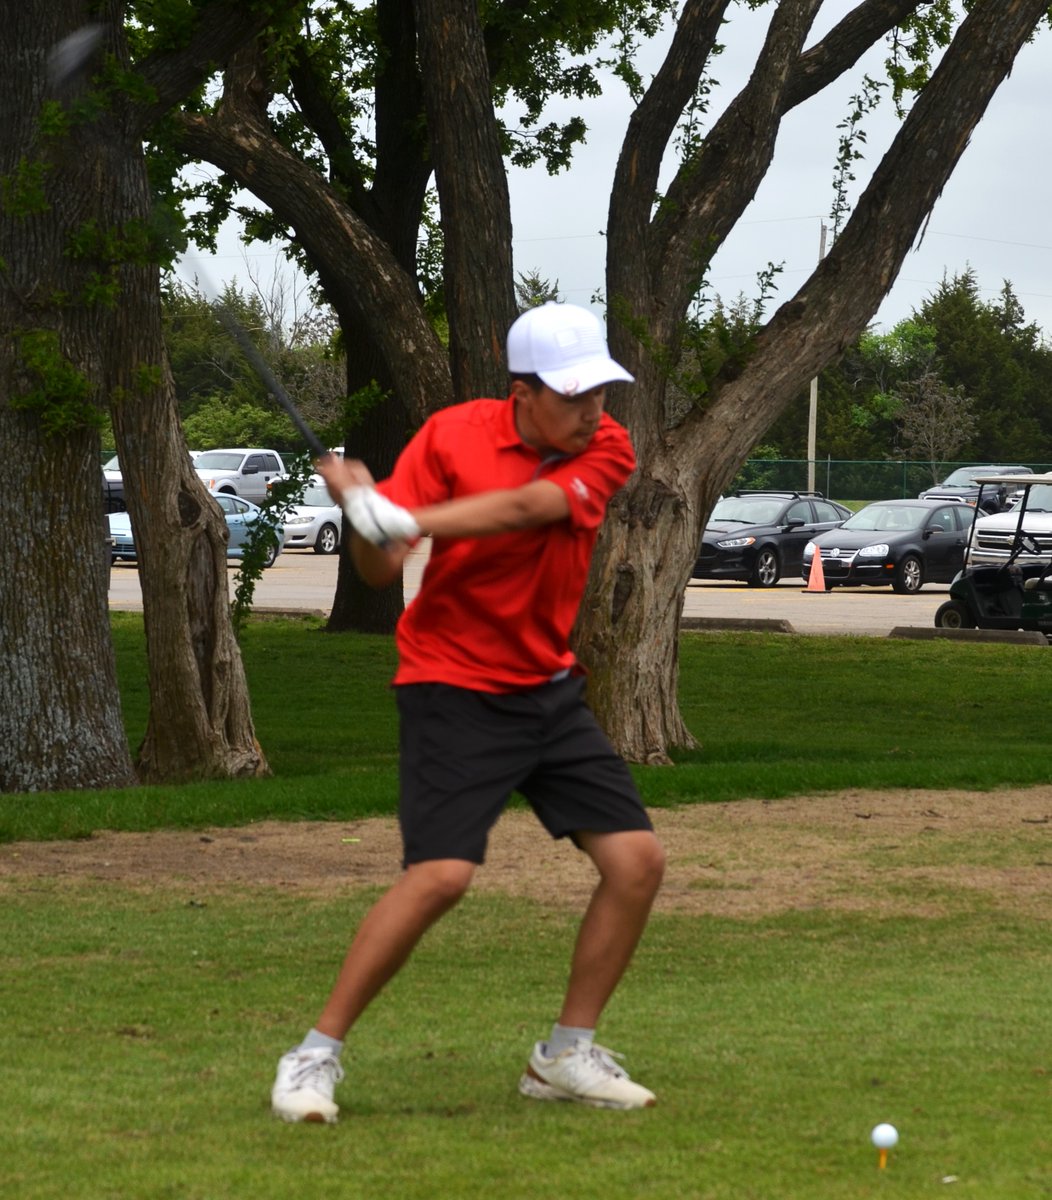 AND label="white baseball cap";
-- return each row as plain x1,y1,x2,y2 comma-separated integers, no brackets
506,302,634,396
